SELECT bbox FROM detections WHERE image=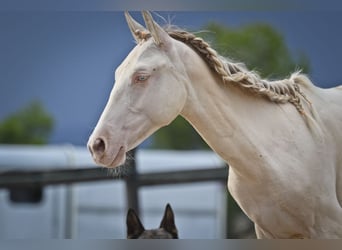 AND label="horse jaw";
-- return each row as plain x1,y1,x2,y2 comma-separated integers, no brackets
88,39,187,168
87,87,159,168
